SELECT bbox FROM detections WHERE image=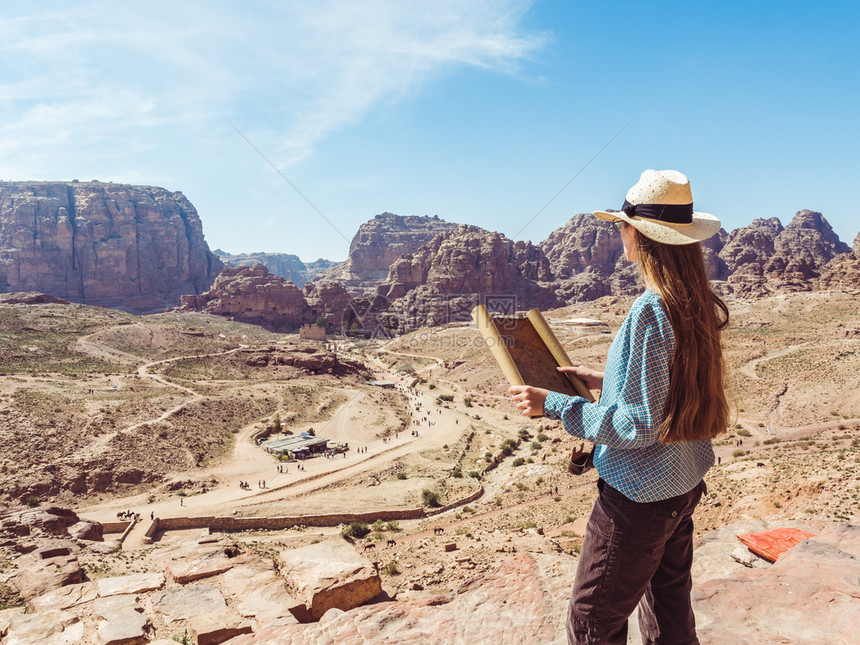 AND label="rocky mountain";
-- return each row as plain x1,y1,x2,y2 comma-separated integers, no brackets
716,211,851,296
316,213,456,294
0,181,222,313
178,264,354,331
817,231,860,293
378,224,556,333
213,249,337,288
